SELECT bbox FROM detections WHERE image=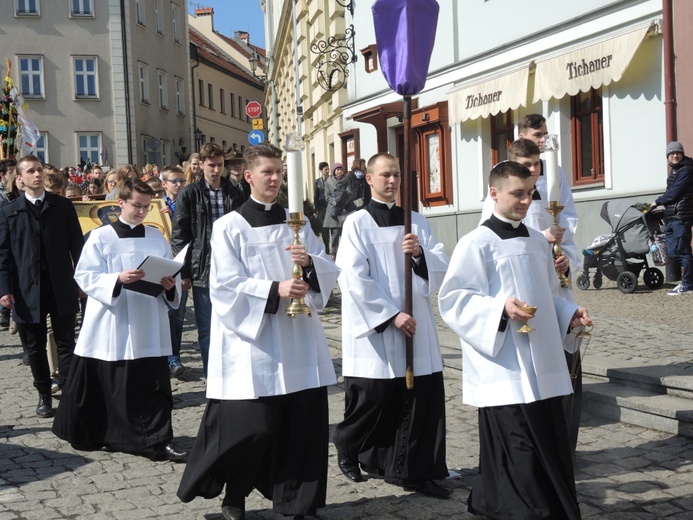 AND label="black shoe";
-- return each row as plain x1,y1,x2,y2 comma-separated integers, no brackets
402,479,452,499
152,442,188,462
337,453,363,482
221,505,245,520
221,497,245,520
36,394,54,418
